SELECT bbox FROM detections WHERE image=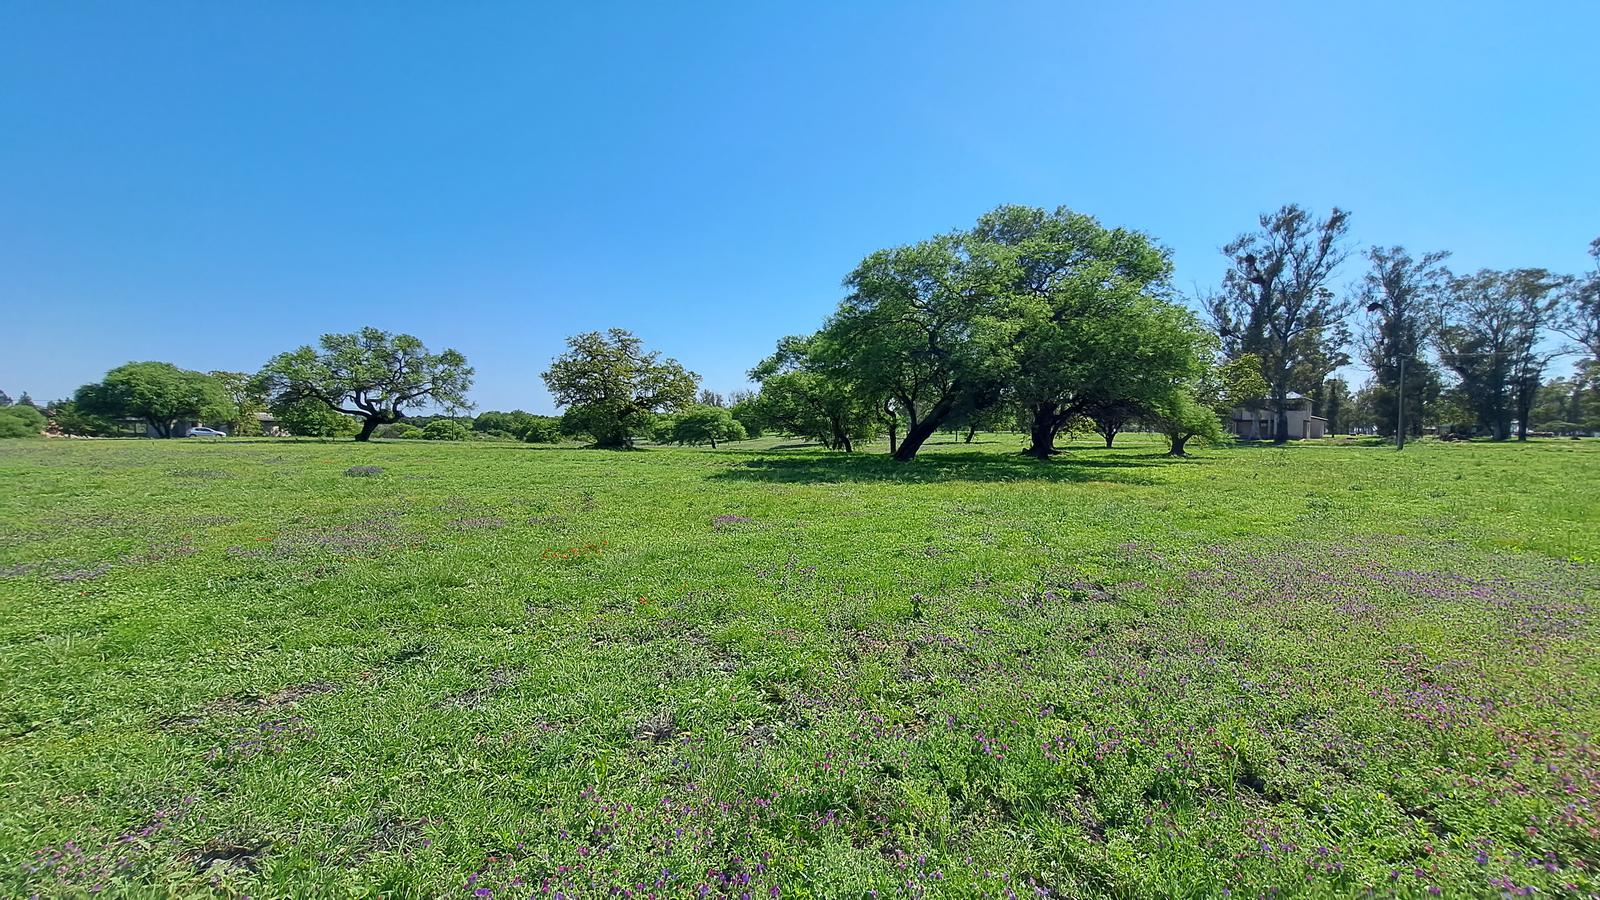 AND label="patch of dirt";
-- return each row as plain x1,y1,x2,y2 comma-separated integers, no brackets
440,666,518,709
162,681,338,728
184,840,267,875
384,644,427,666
